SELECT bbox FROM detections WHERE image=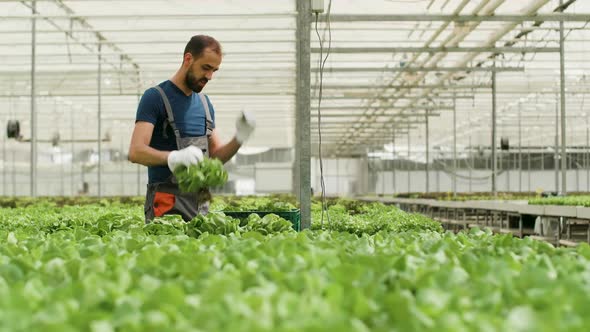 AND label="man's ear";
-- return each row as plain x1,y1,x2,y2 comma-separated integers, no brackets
183,53,193,66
